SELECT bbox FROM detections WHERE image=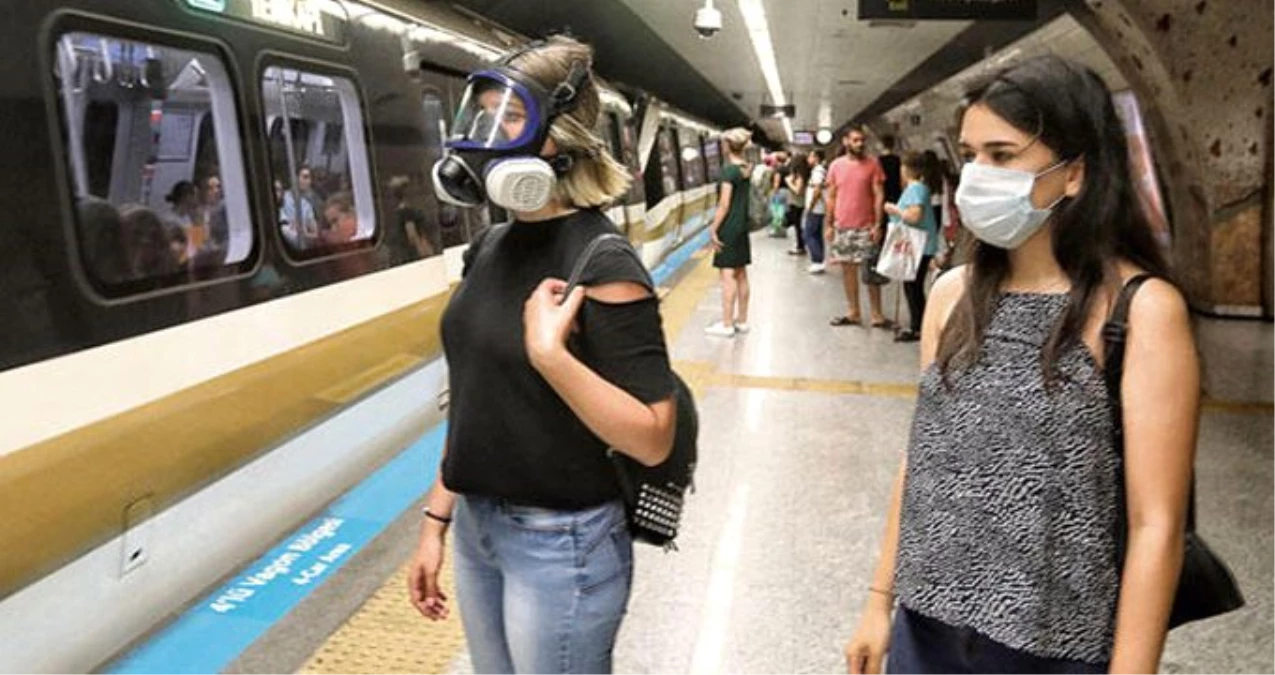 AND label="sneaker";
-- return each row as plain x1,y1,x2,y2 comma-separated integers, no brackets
704,322,736,337
807,263,826,274
734,322,750,333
